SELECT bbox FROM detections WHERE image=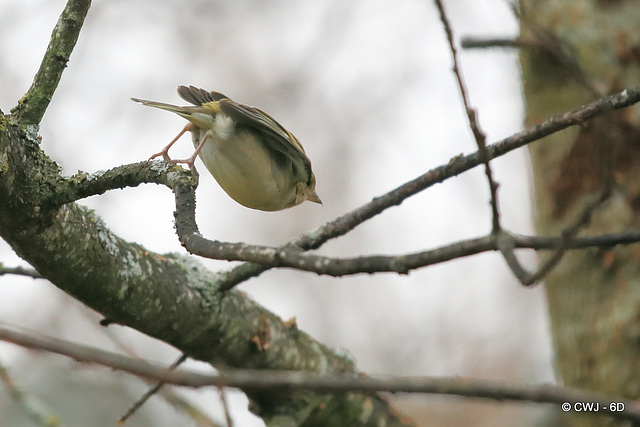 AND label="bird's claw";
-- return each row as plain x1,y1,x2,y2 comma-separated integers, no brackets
148,151,172,162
